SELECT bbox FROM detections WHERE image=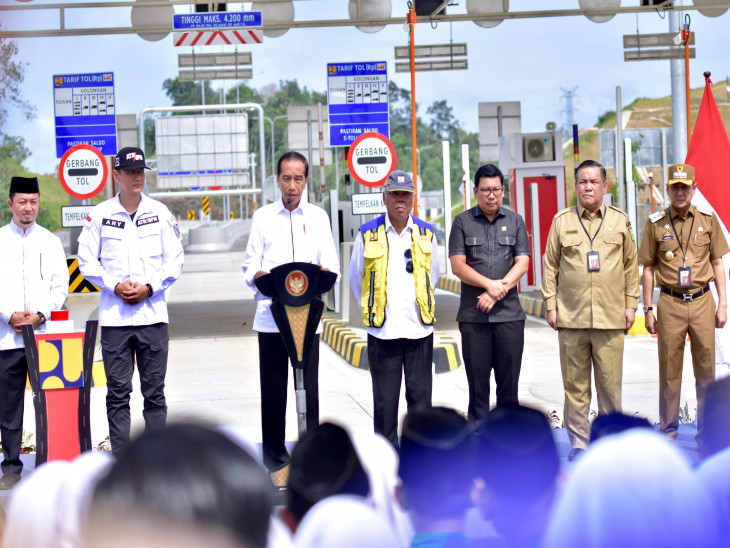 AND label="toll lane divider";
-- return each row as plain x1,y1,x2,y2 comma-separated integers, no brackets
437,275,648,332
437,274,547,319
322,314,461,373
